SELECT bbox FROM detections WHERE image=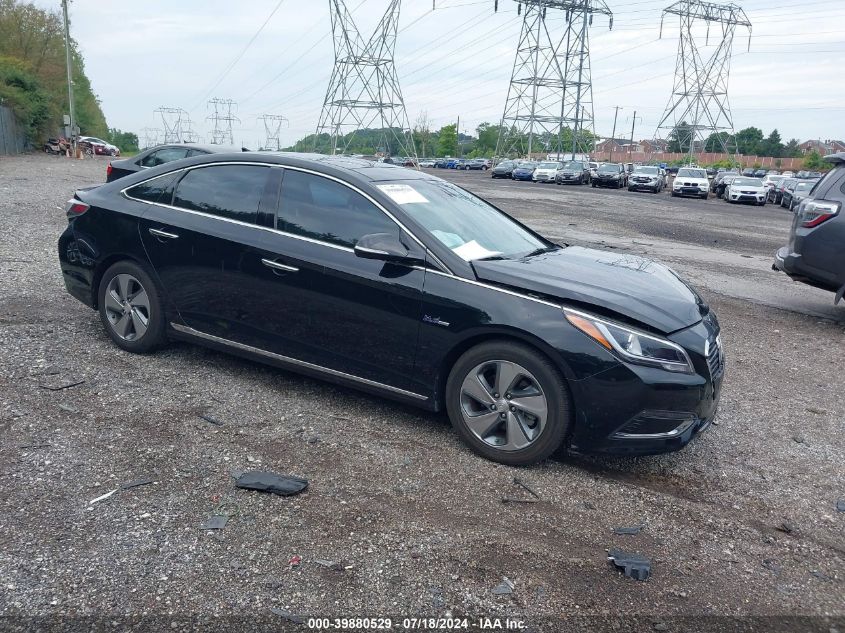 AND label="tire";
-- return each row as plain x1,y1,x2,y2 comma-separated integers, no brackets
445,341,571,466
591,183,596,188
97,260,167,353
627,187,634,192
671,191,678,197
482,166,488,171
701,193,708,199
